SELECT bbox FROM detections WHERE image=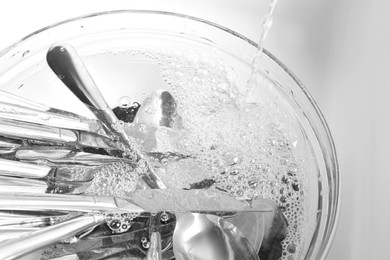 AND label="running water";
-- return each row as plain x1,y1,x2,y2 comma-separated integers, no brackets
245,0,279,98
